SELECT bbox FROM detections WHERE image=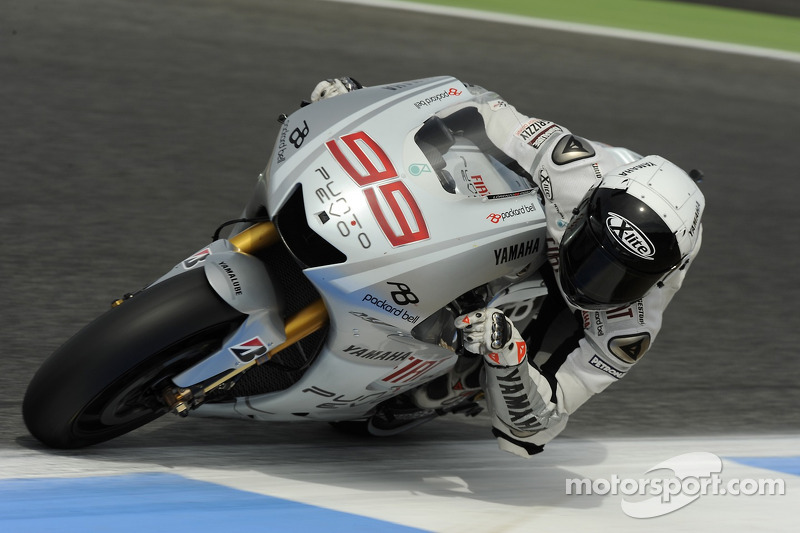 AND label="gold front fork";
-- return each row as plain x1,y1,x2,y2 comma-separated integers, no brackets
229,220,280,253
228,220,331,356
167,221,331,412
198,296,329,396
